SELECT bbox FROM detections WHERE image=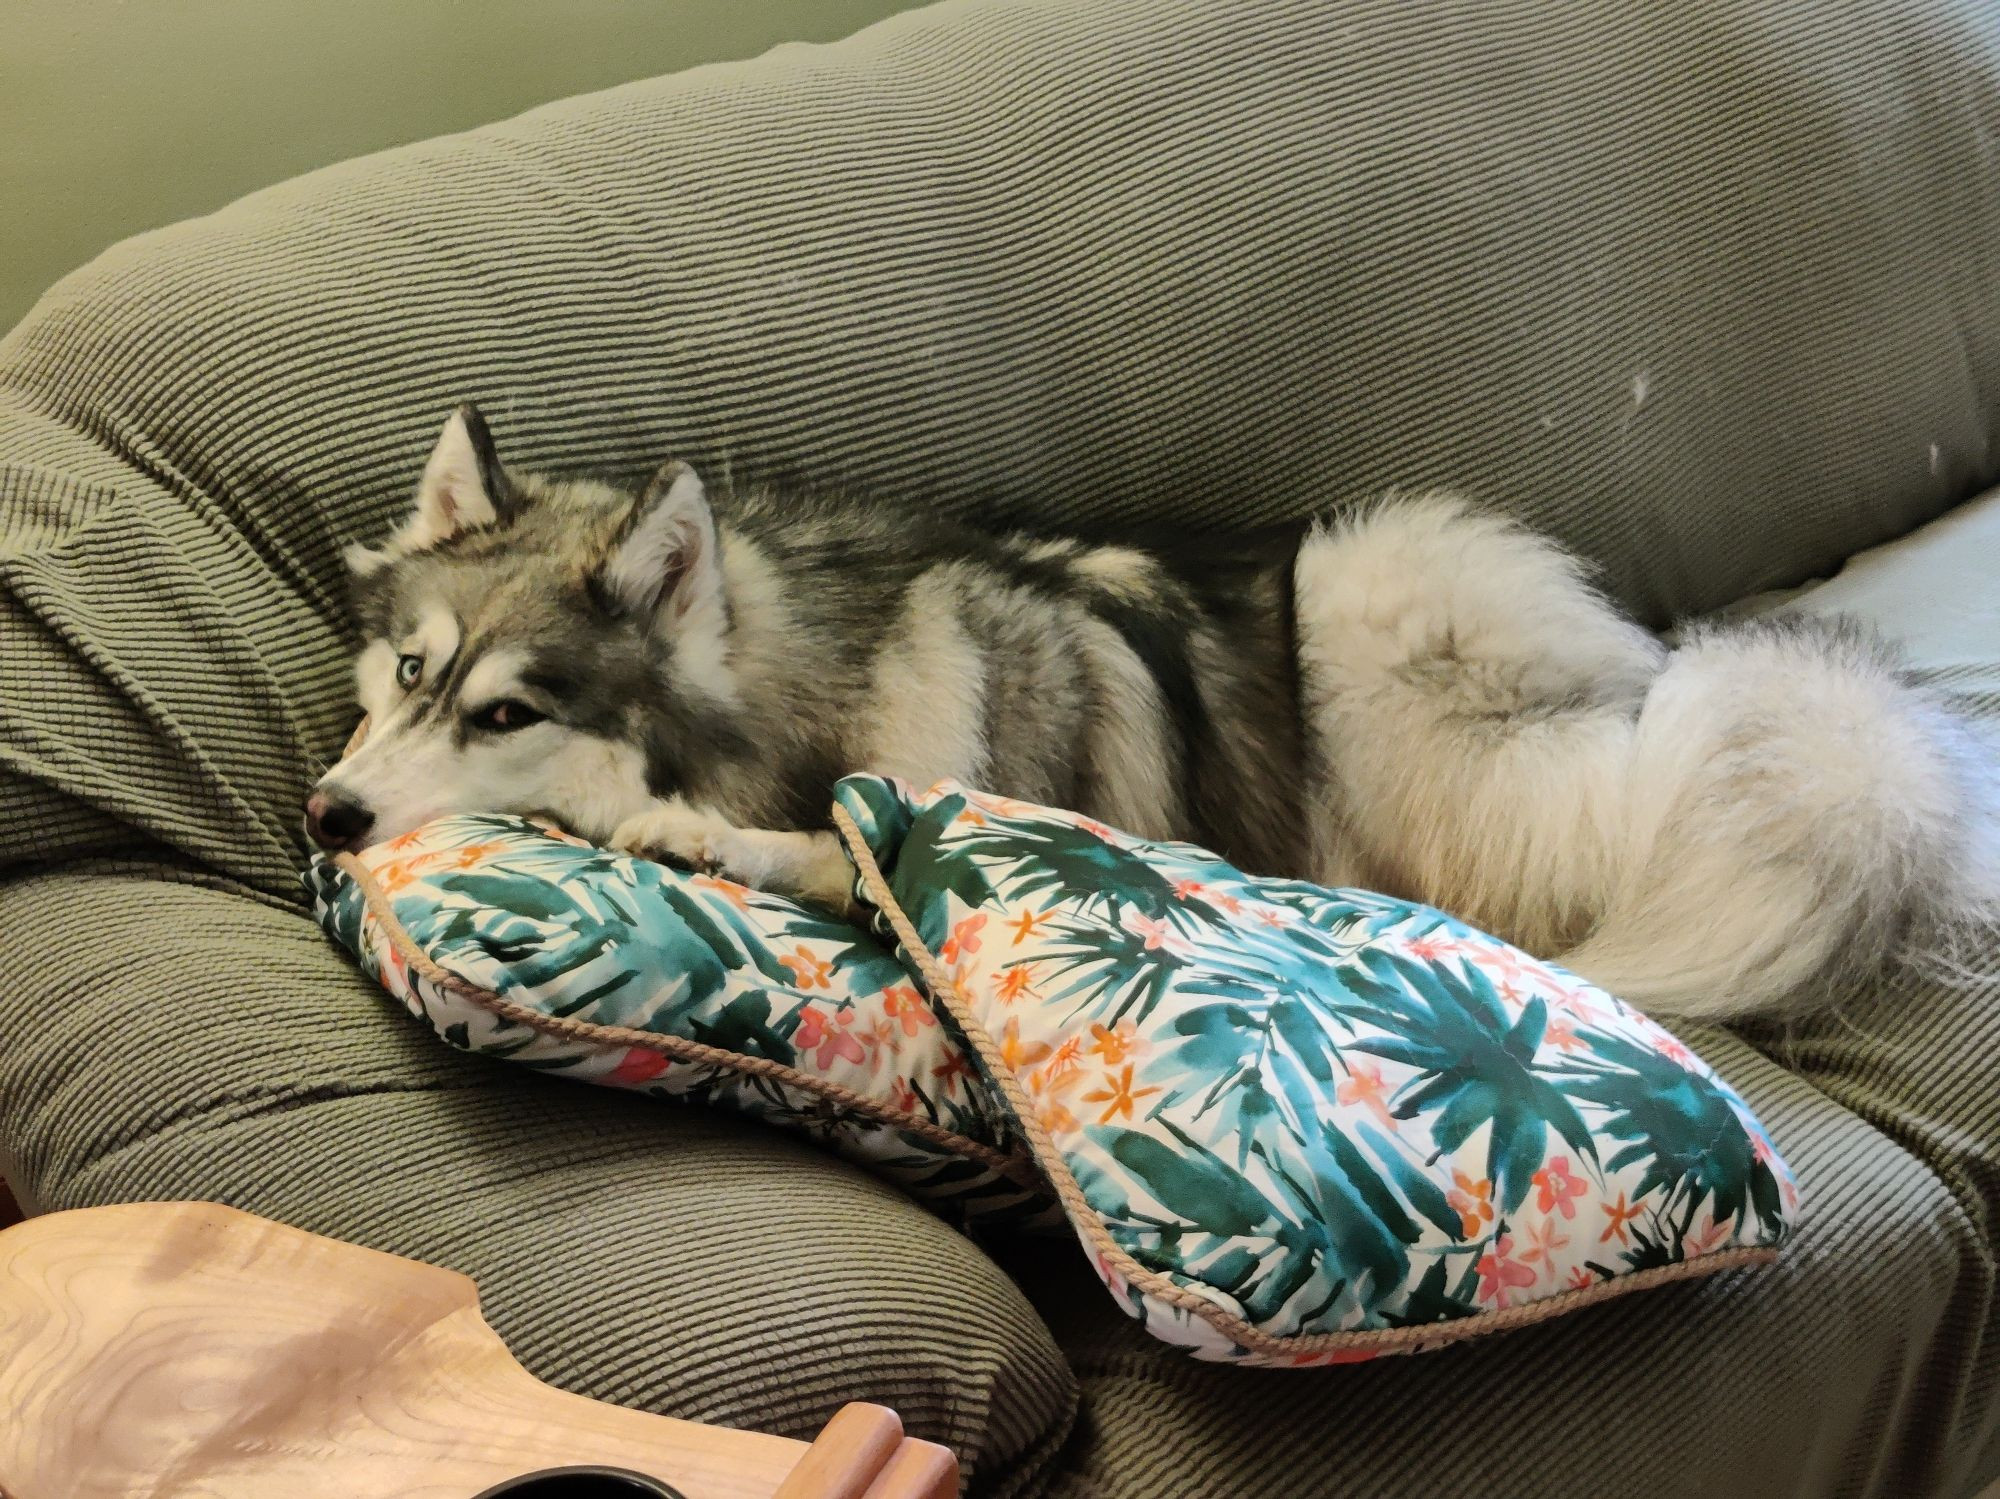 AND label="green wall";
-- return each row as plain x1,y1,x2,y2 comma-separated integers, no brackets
2,0,926,335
